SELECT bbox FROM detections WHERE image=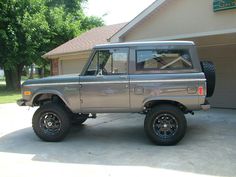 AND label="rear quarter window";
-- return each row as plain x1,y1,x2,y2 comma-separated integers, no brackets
136,49,193,71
